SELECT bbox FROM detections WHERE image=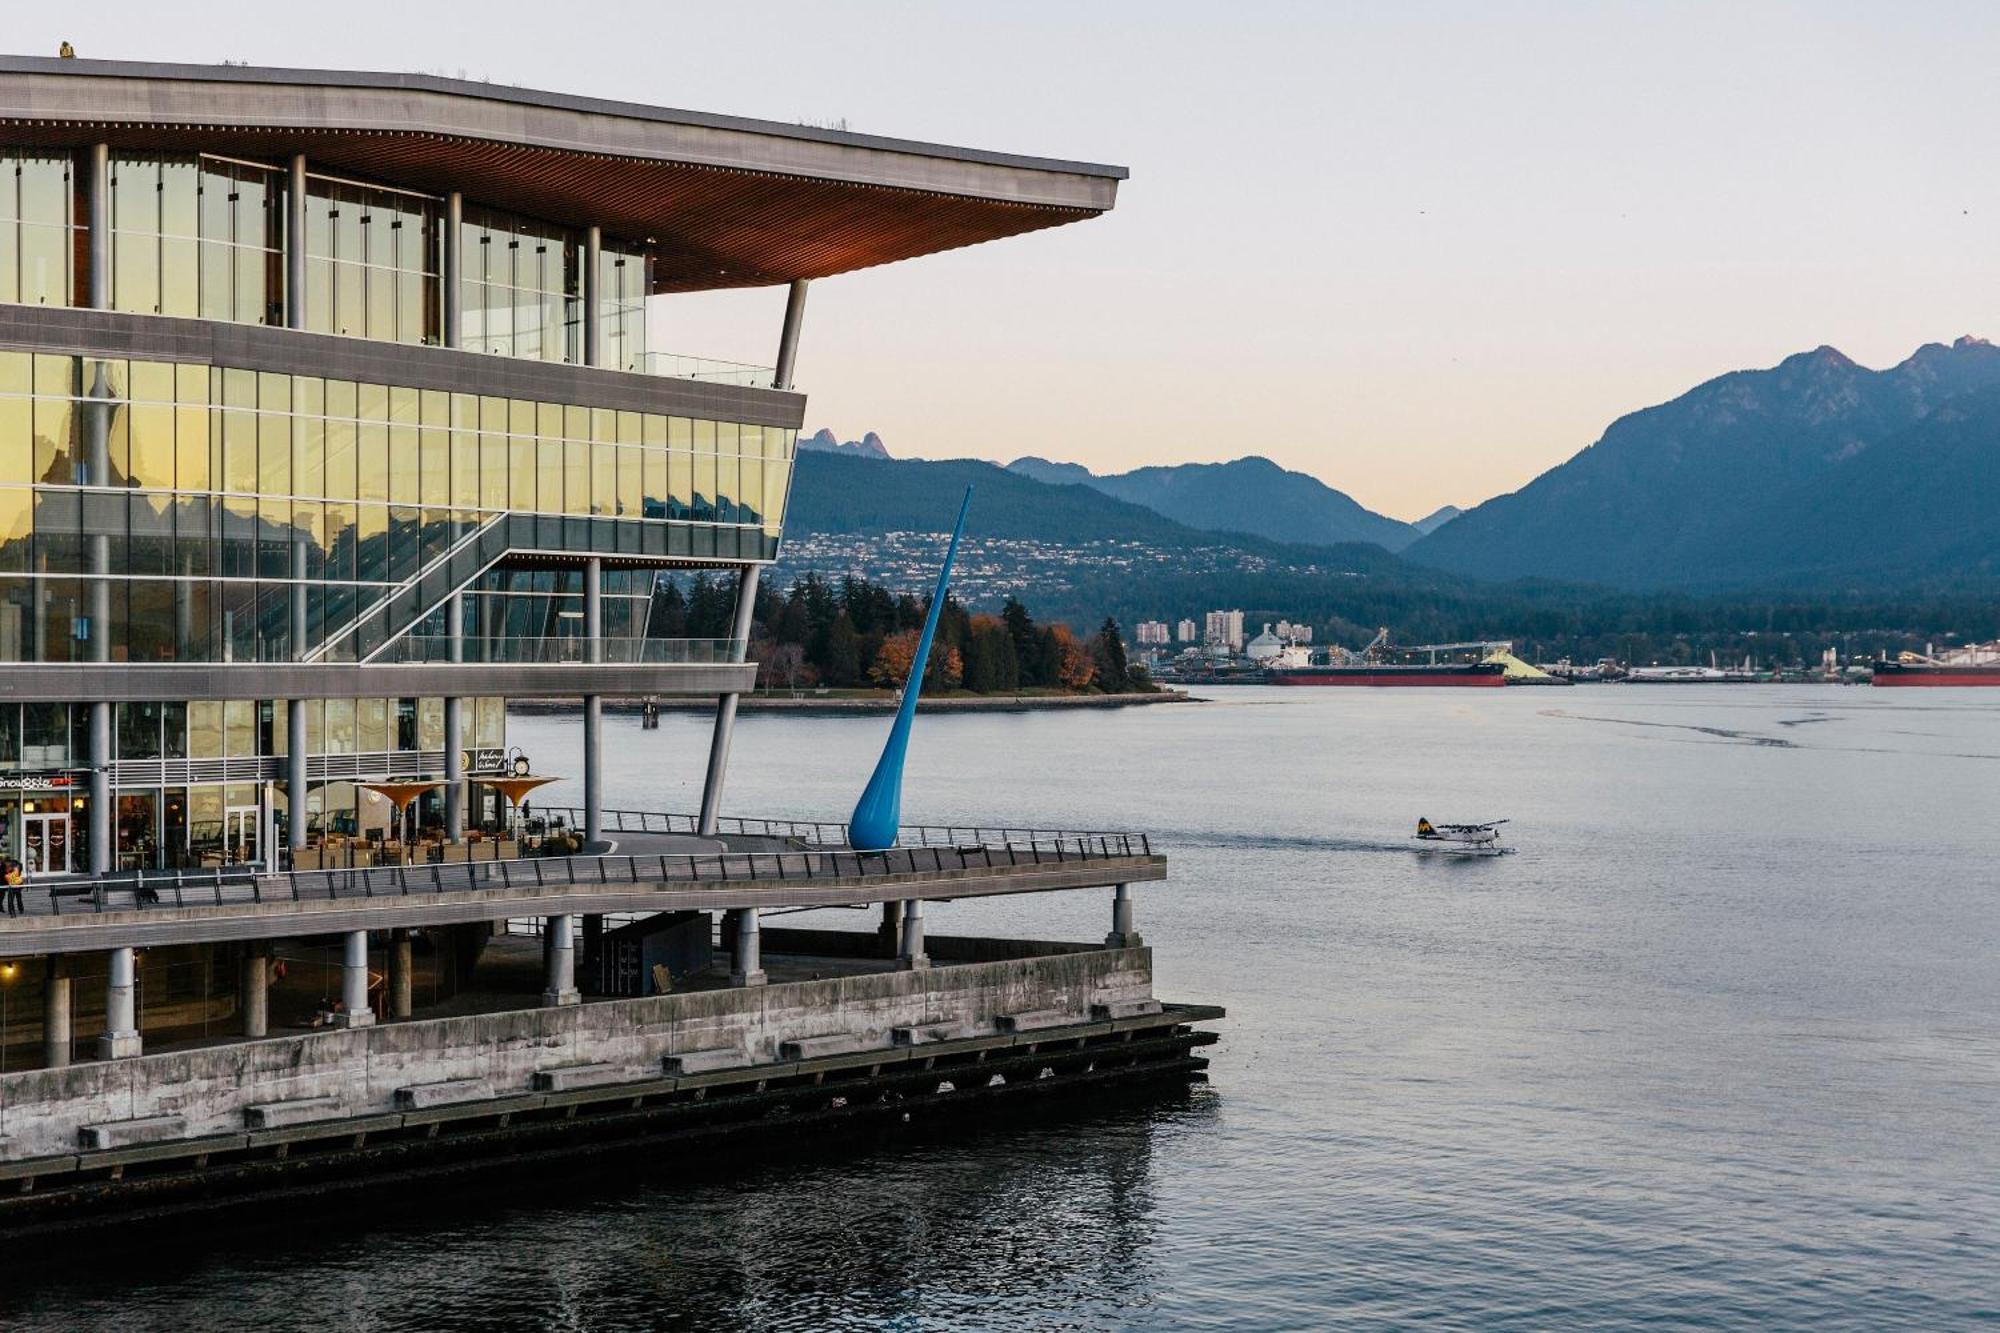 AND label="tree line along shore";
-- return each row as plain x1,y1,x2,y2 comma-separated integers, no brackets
649,572,1161,697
